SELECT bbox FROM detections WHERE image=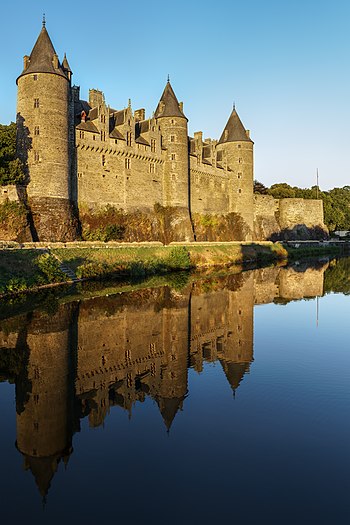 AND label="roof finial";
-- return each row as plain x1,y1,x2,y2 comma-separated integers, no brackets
42,13,46,28
233,101,235,111
167,74,170,83
128,98,131,109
